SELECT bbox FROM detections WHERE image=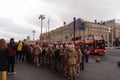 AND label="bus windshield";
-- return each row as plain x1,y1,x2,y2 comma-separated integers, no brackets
93,35,103,40
95,42,105,49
